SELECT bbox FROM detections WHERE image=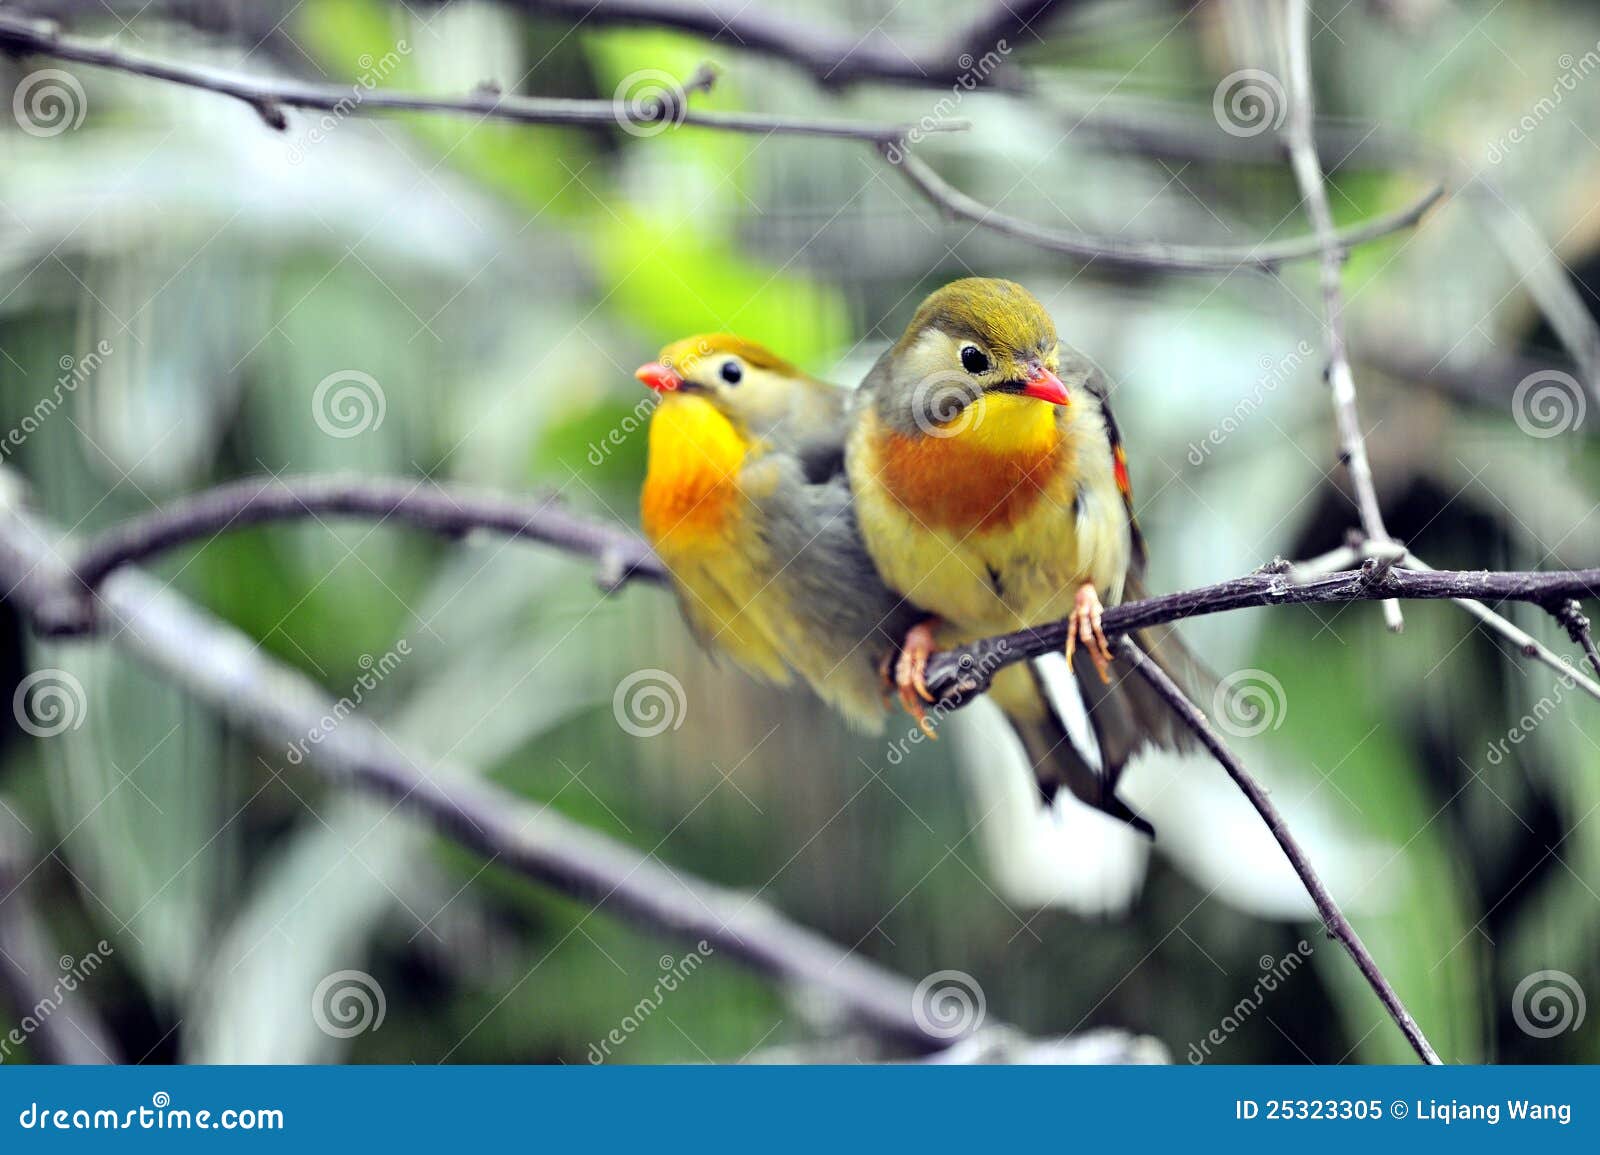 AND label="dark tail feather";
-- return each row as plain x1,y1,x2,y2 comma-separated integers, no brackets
993,664,1155,838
